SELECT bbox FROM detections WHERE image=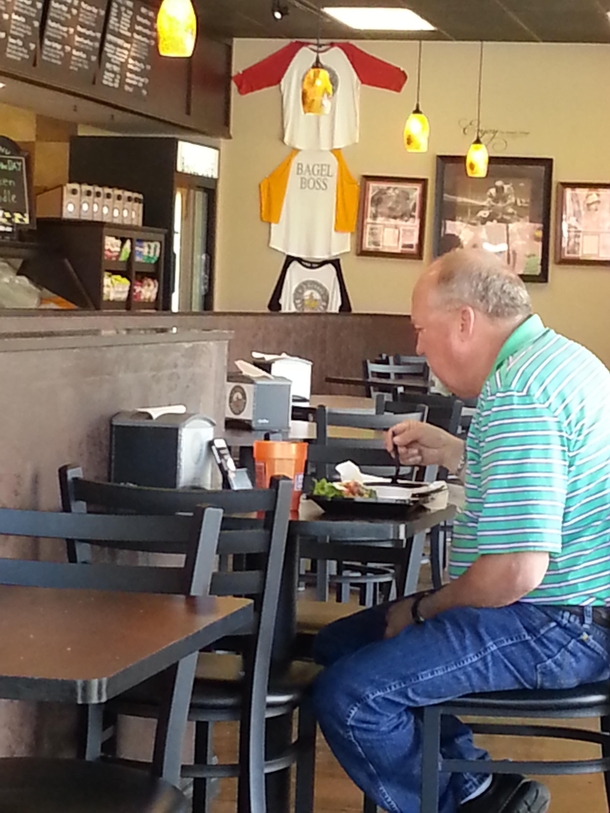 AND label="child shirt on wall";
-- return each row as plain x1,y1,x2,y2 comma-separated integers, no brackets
268,257,352,313
233,41,407,150
260,149,359,260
